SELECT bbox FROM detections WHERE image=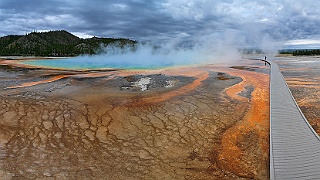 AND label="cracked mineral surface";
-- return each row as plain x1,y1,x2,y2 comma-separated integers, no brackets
0,58,270,179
